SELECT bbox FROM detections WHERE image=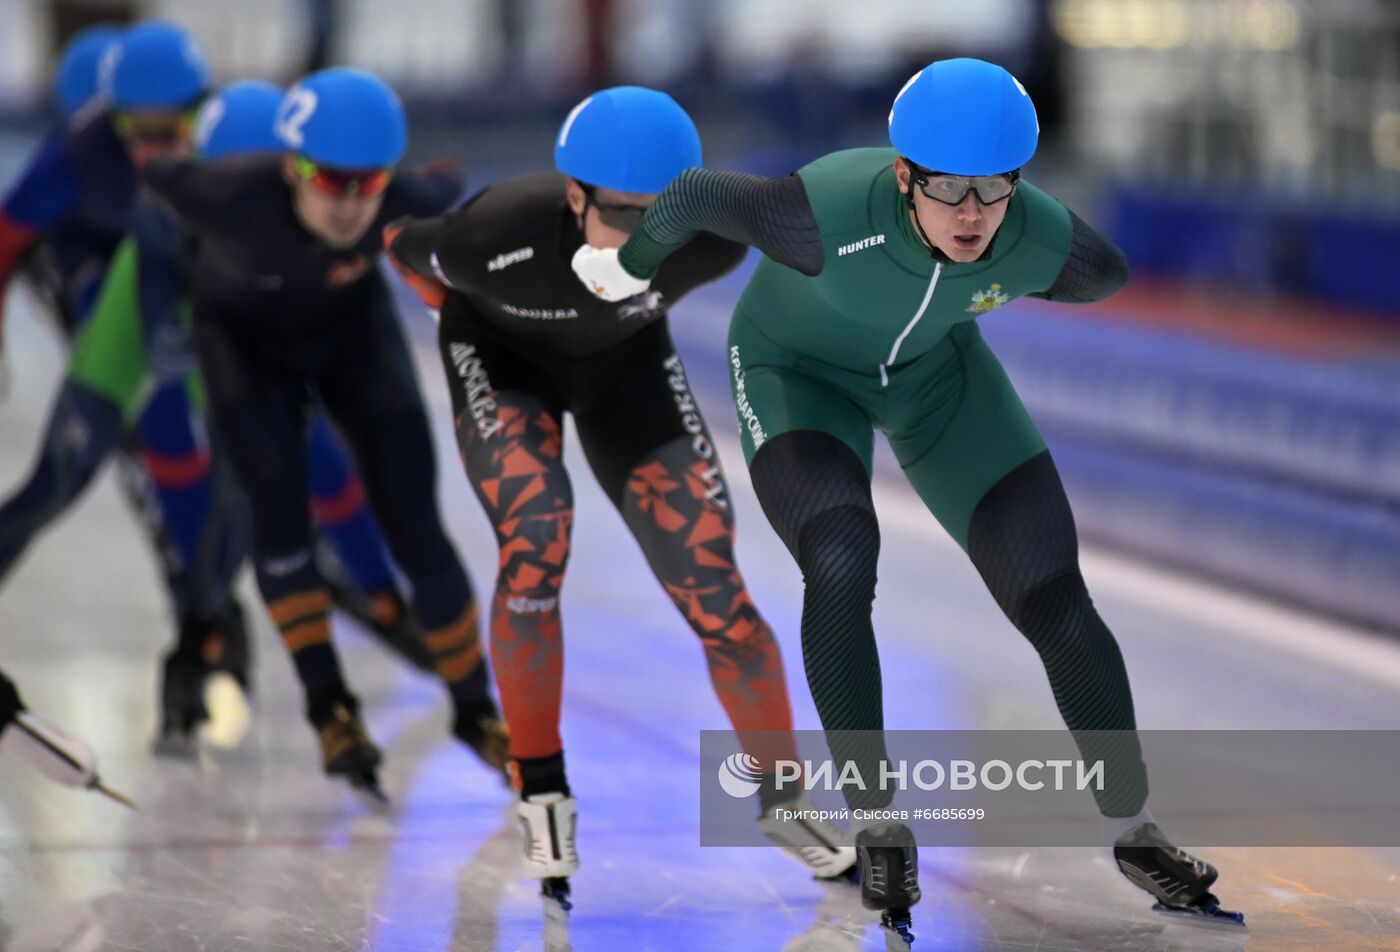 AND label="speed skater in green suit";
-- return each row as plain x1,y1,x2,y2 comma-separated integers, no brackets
572,58,1245,944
